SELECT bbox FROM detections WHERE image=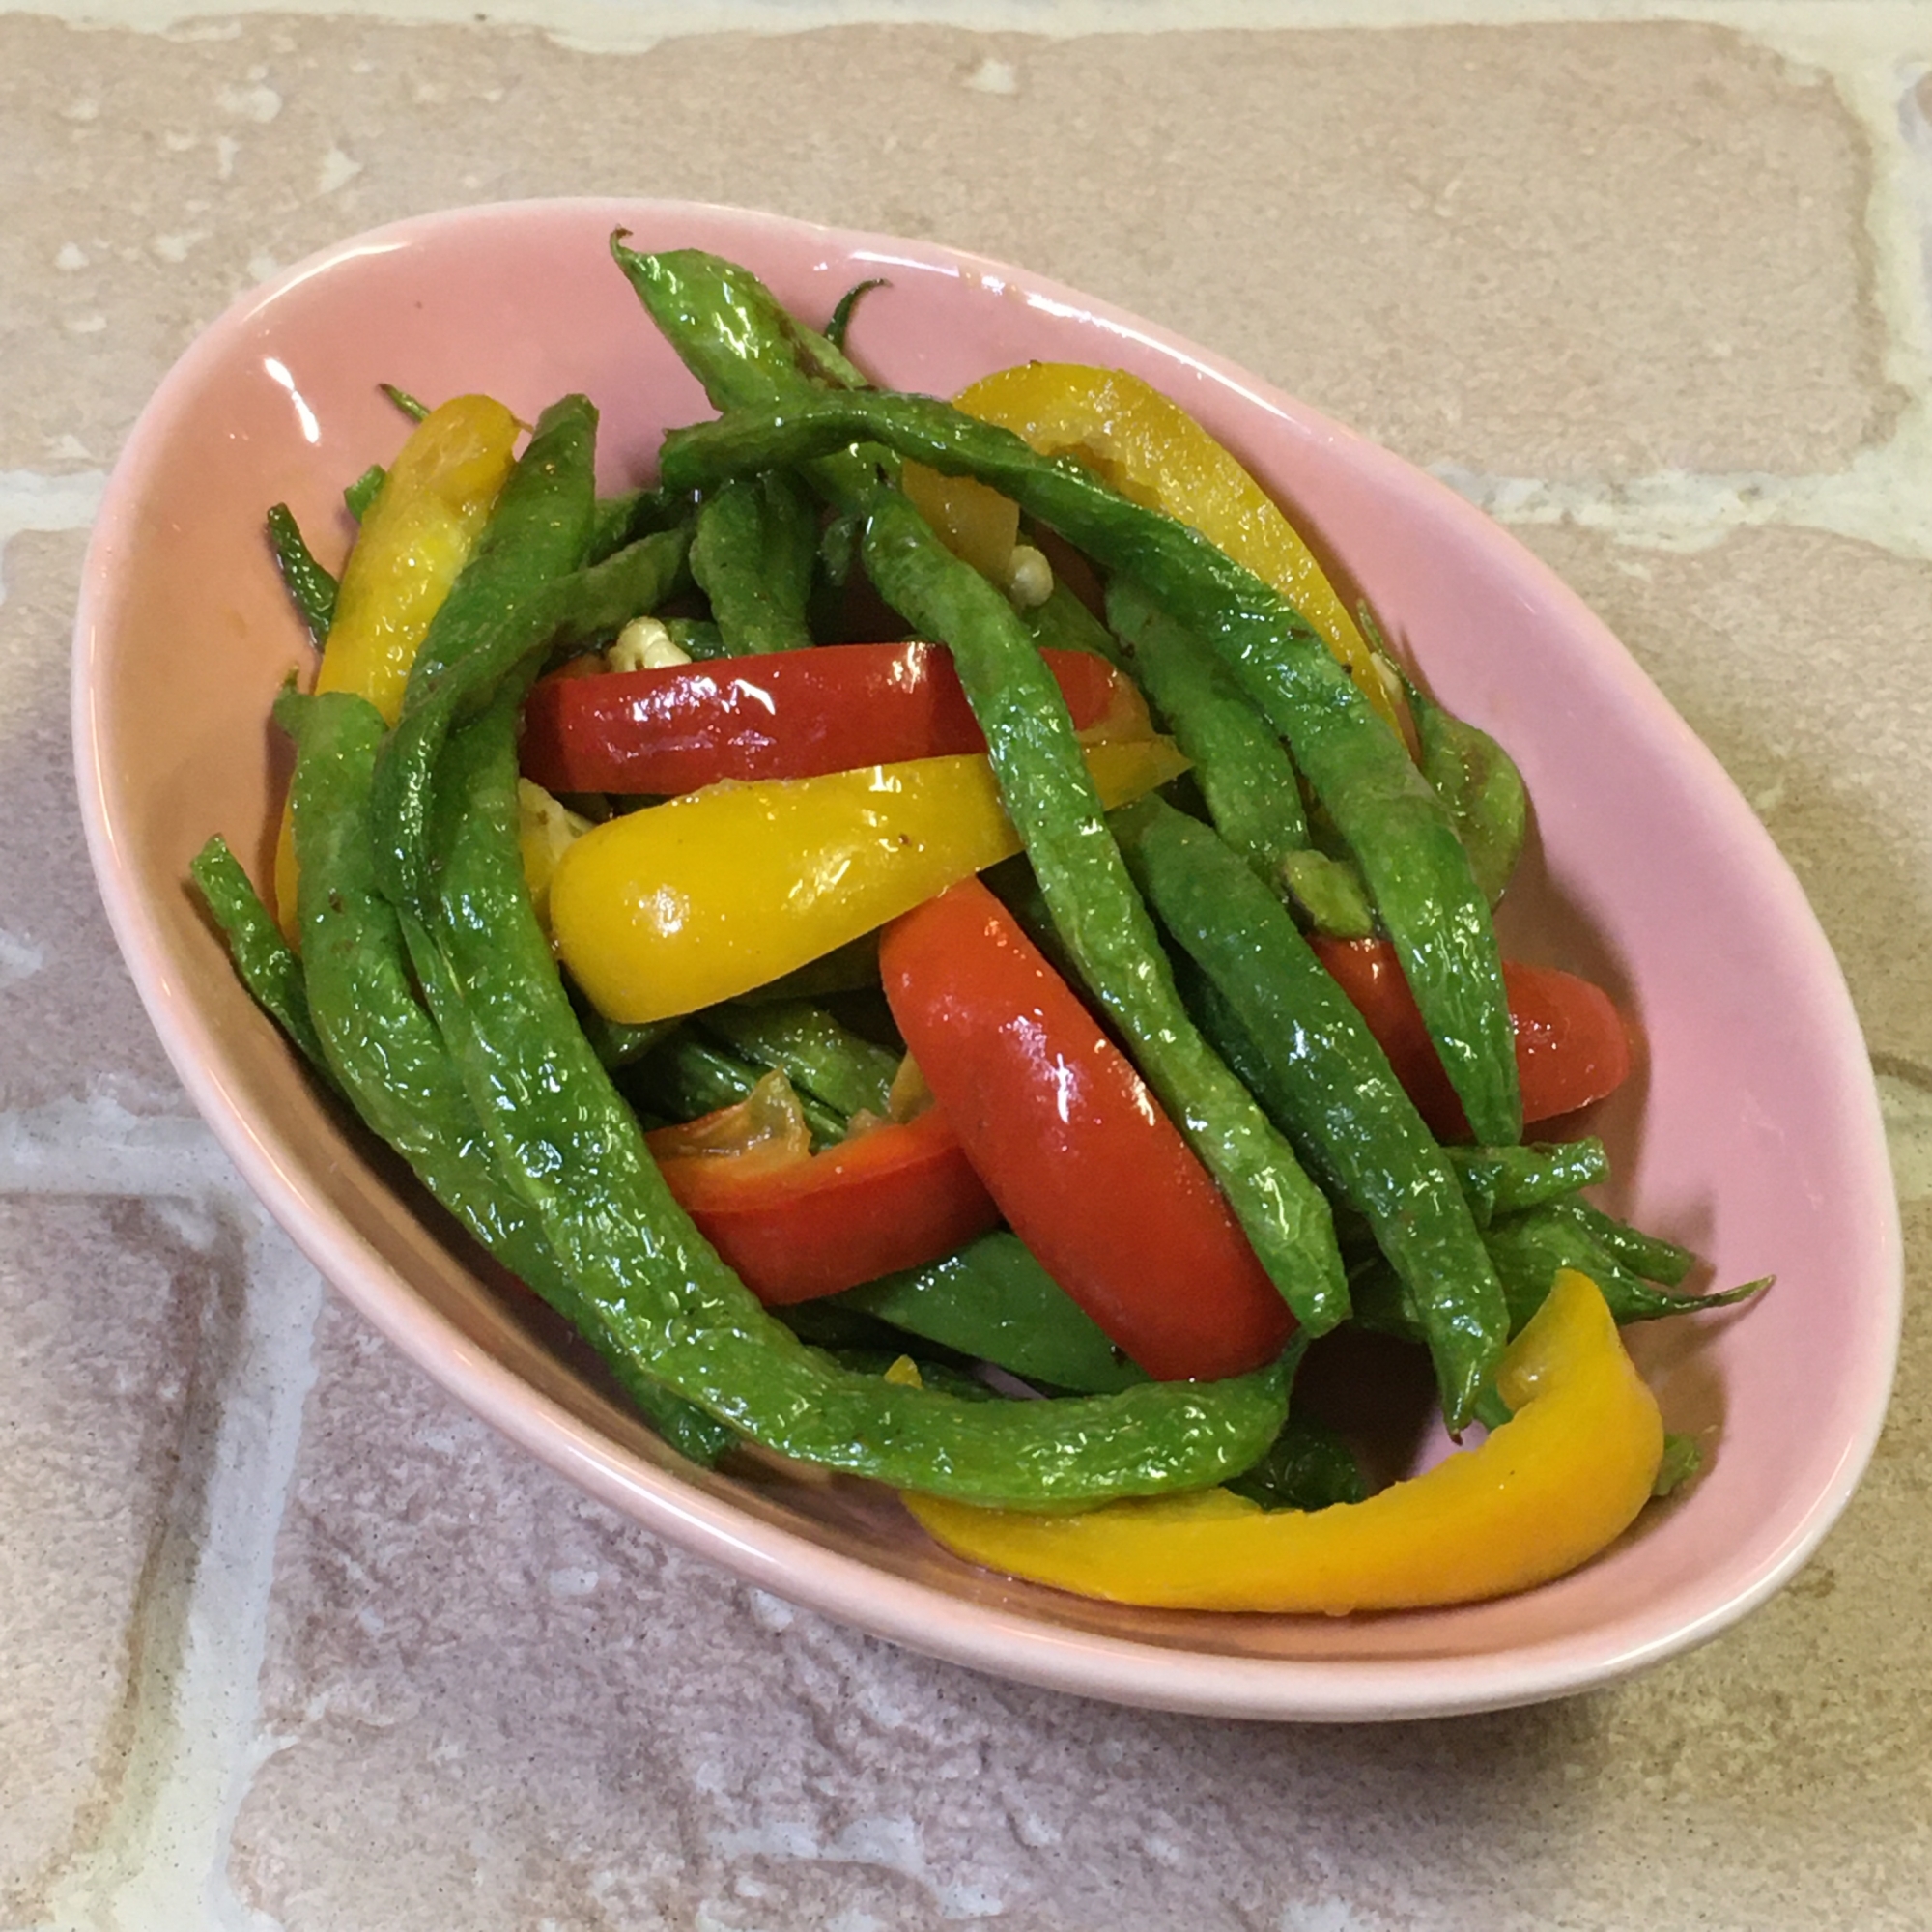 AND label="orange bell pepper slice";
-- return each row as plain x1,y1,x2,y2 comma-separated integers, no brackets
904,1269,1663,1613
